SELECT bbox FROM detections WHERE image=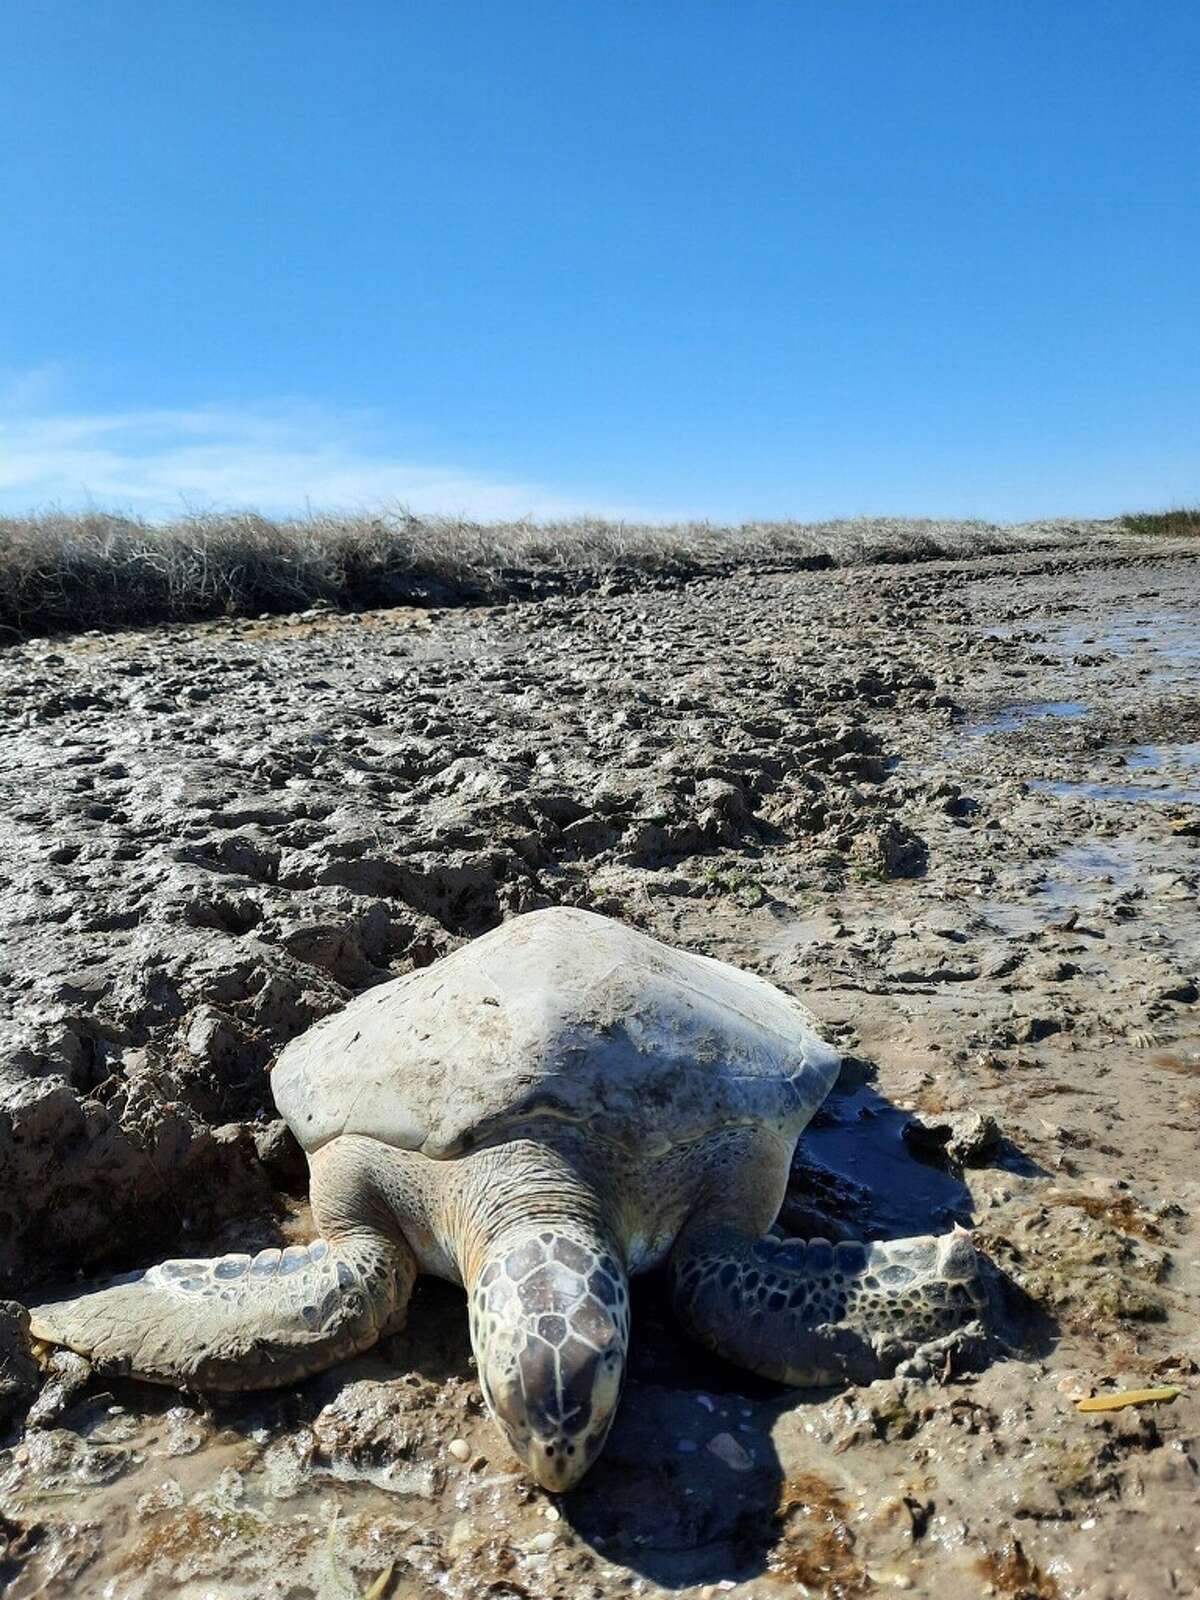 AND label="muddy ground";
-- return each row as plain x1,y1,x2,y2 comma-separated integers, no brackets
0,537,1197,1599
